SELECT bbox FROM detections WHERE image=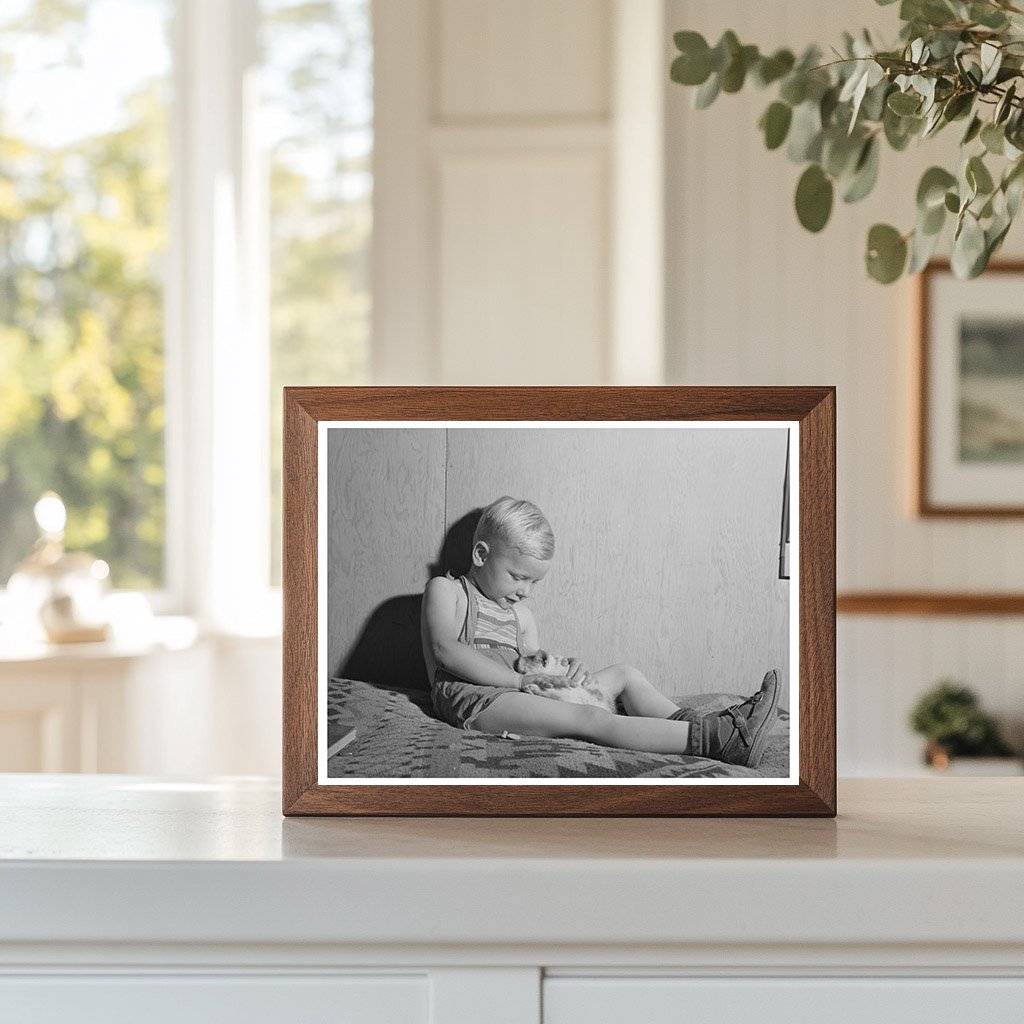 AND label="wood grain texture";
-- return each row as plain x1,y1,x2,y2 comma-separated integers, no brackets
282,391,318,813
282,386,835,816
799,389,837,812
838,593,1024,615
